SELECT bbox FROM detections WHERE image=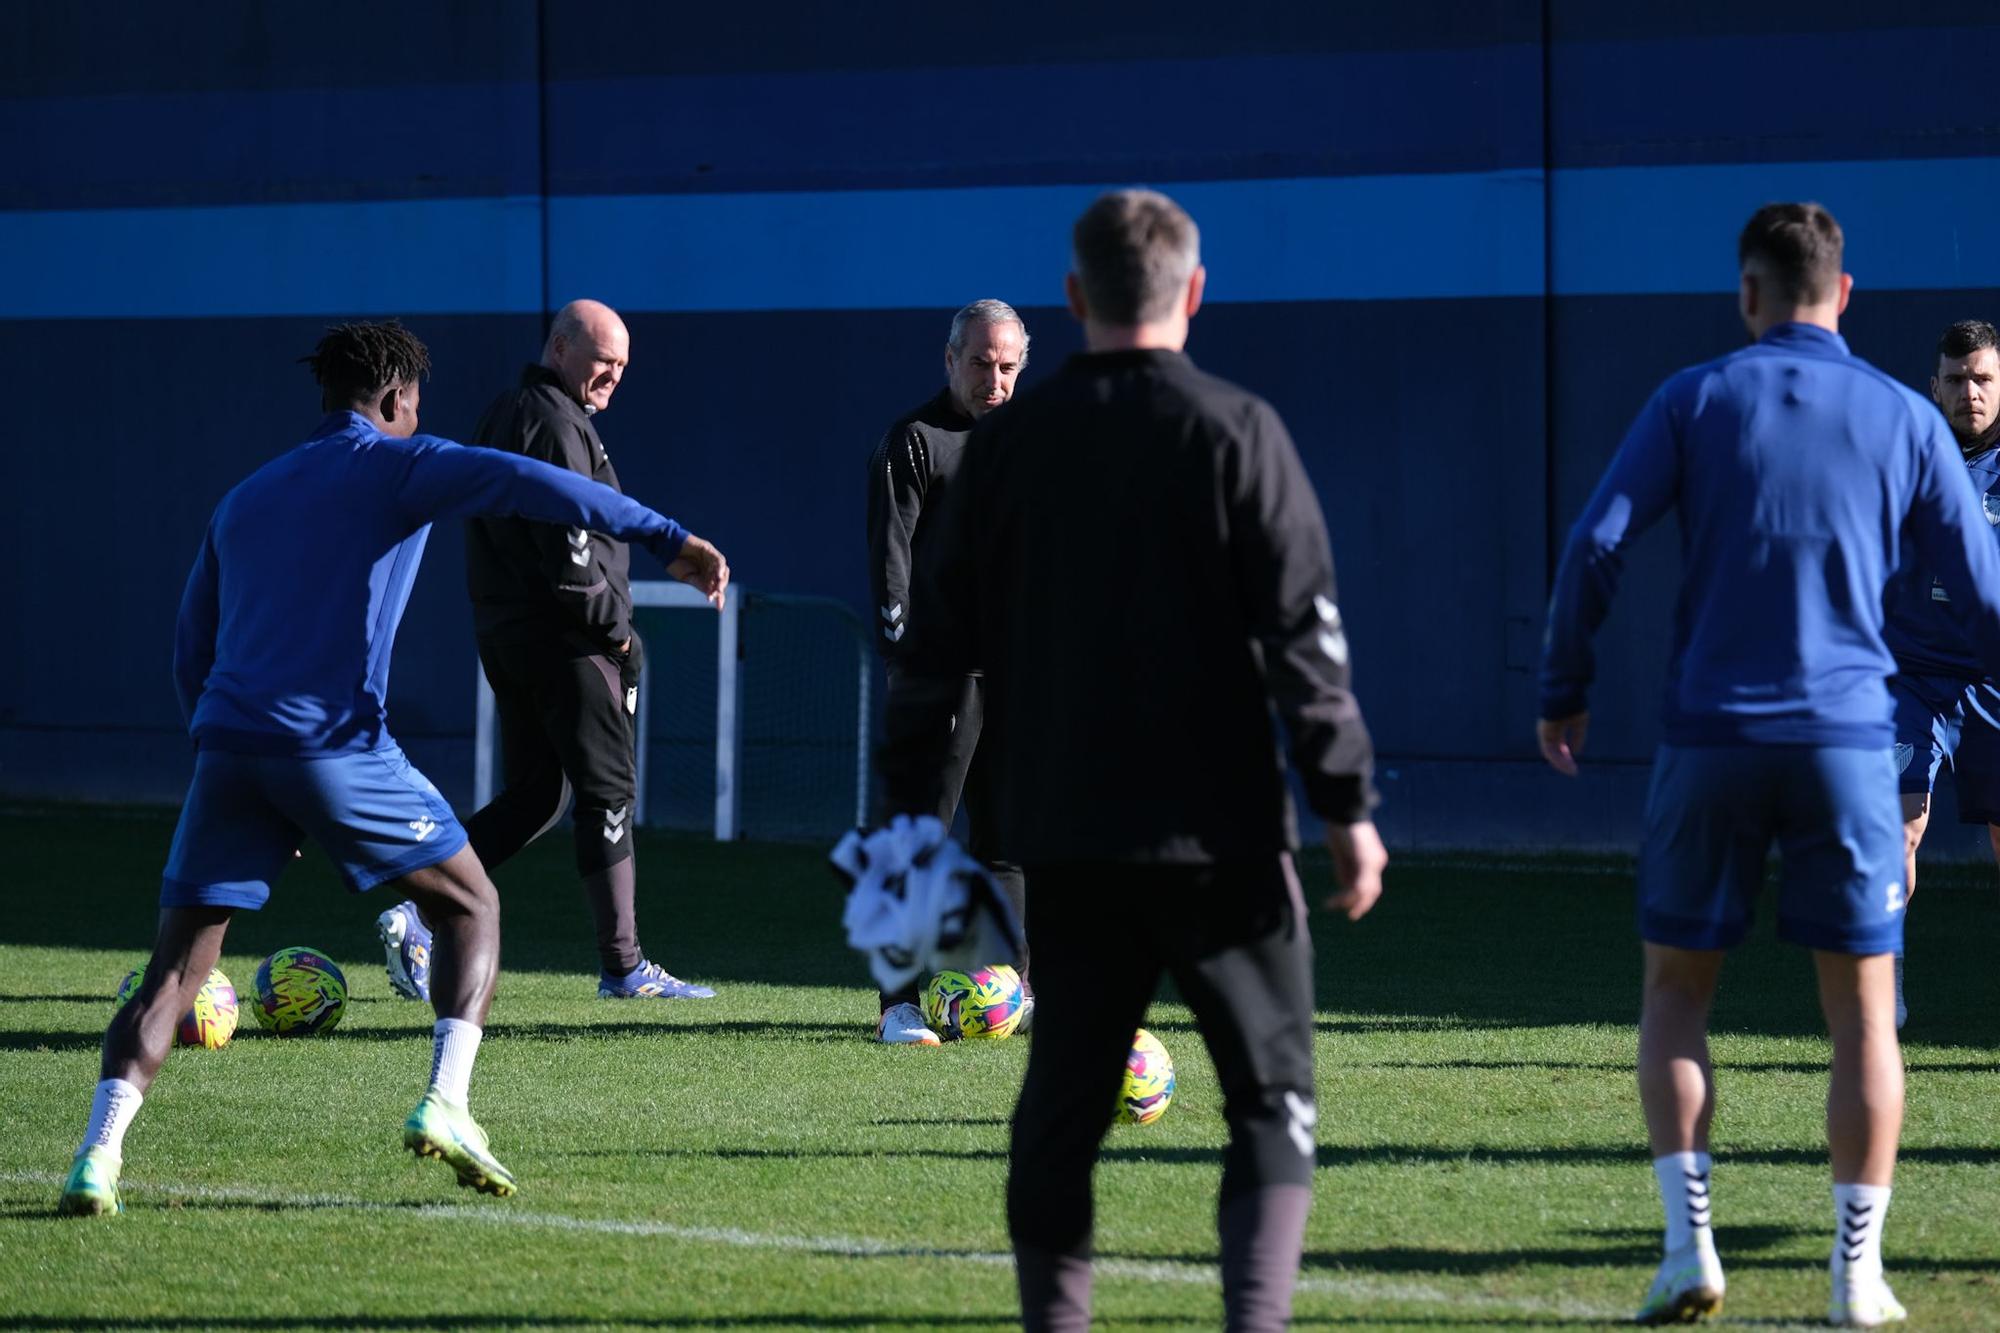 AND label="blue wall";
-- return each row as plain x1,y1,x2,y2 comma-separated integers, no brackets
6,3,2000,846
